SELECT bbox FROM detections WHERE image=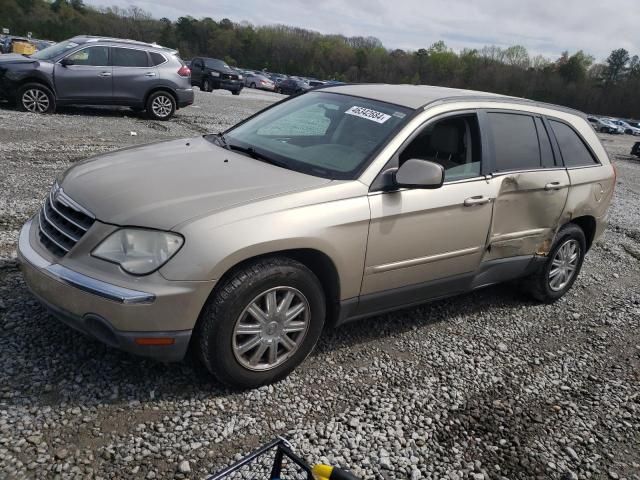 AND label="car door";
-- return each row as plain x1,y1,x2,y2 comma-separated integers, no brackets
361,112,494,310
111,47,156,106
54,45,112,102
482,111,570,261
191,58,203,86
